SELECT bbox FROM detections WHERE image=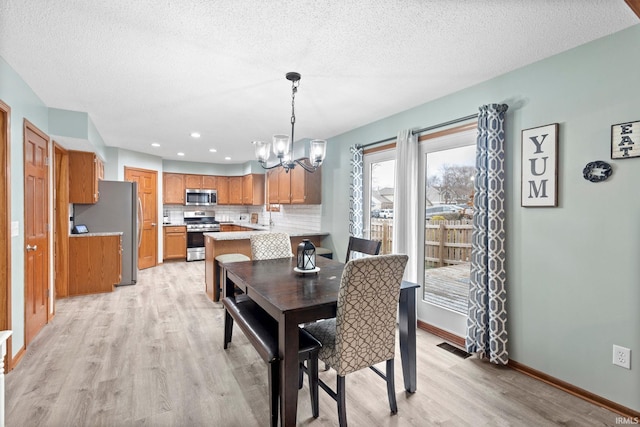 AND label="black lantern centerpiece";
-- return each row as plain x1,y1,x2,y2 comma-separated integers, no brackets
295,239,319,274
